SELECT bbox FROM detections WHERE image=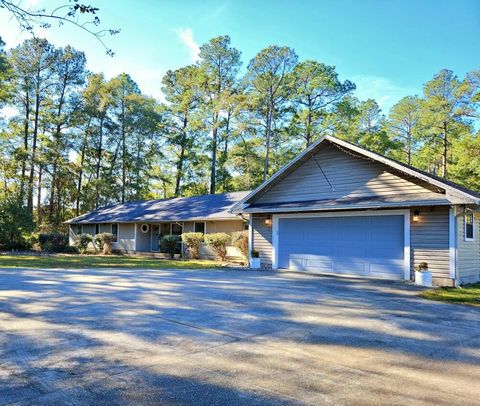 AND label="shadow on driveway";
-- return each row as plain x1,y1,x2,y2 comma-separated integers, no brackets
0,267,479,405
